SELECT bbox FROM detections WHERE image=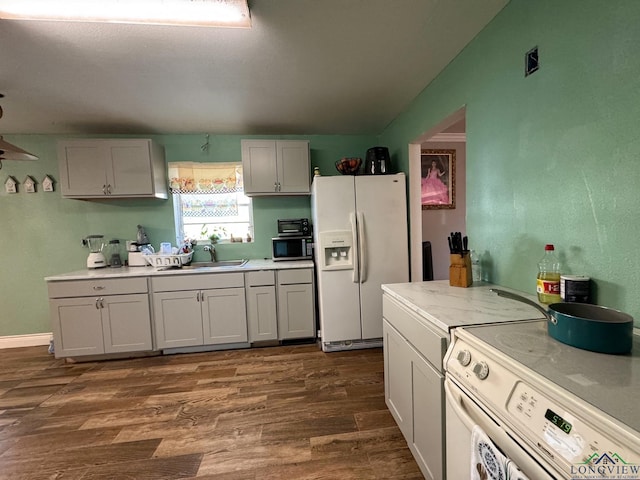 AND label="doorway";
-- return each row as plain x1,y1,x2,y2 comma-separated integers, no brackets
409,107,466,281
